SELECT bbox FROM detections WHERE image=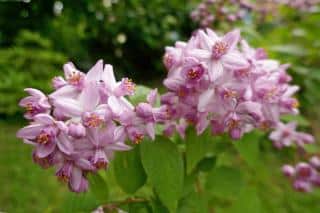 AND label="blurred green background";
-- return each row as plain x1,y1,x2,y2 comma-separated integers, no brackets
0,0,320,212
